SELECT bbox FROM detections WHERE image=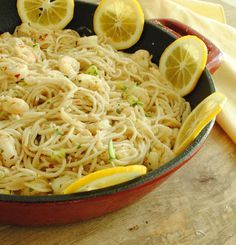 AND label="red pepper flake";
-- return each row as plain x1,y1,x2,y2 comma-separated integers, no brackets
40,154,45,160
39,33,48,41
15,74,20,79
